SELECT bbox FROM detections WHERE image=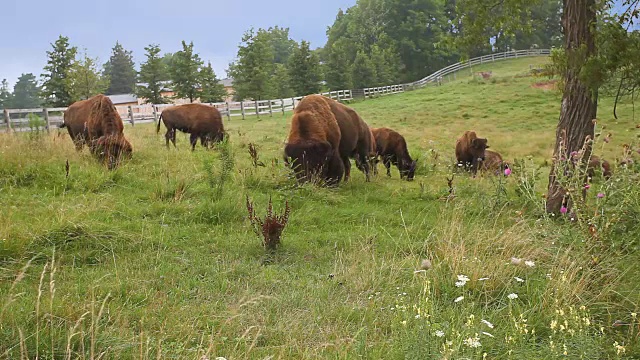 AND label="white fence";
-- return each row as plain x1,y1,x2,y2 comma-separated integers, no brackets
0,49,550,133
